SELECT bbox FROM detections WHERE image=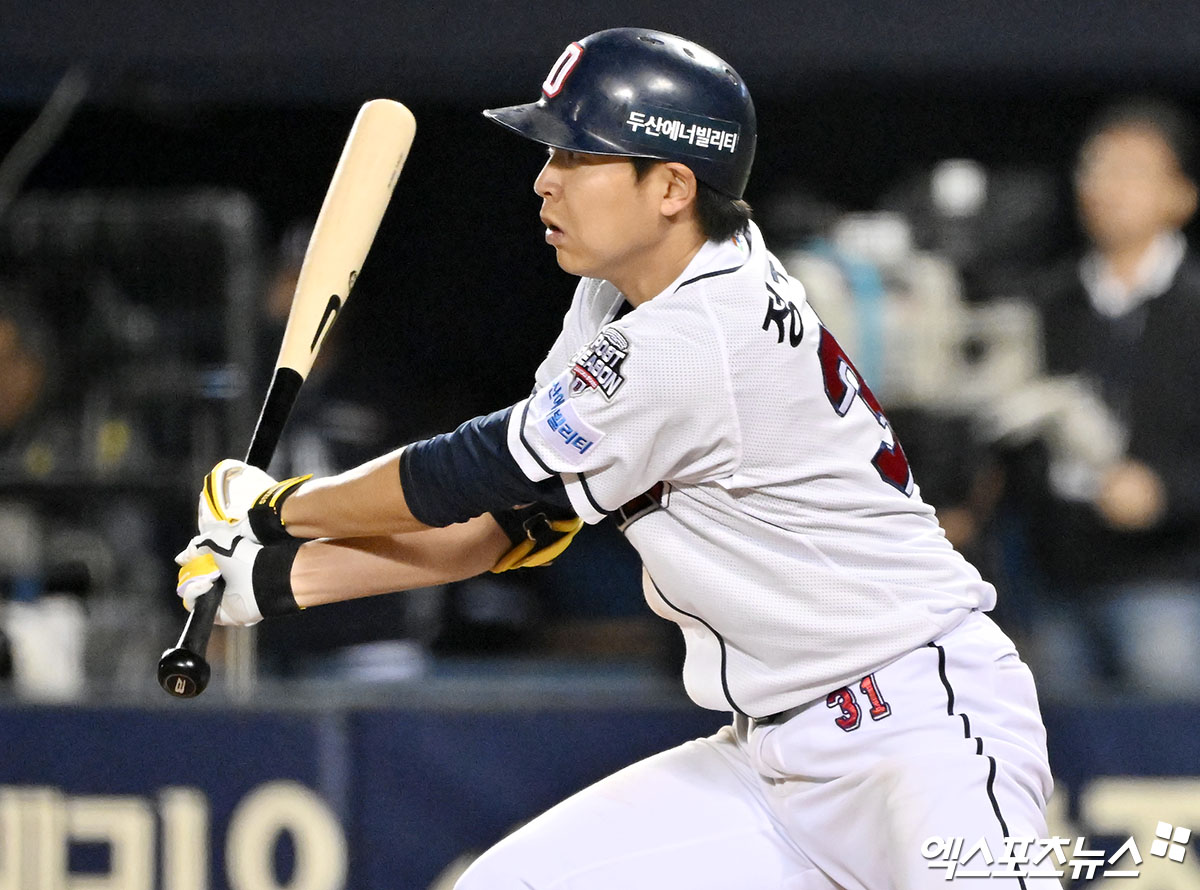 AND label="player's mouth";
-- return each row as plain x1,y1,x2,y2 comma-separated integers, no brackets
541,215,565,245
